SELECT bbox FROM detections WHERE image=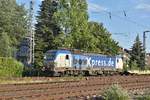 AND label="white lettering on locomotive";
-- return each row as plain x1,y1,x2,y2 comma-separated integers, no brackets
87,57,115,67
87,57,91,67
